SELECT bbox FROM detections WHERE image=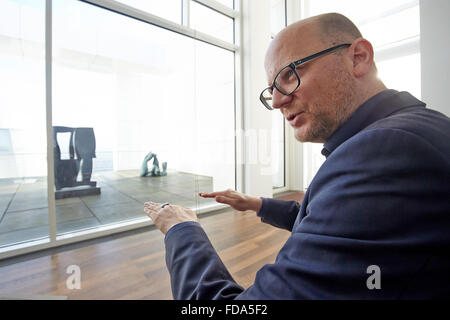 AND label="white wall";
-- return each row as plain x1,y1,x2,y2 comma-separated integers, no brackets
420,0,450,117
